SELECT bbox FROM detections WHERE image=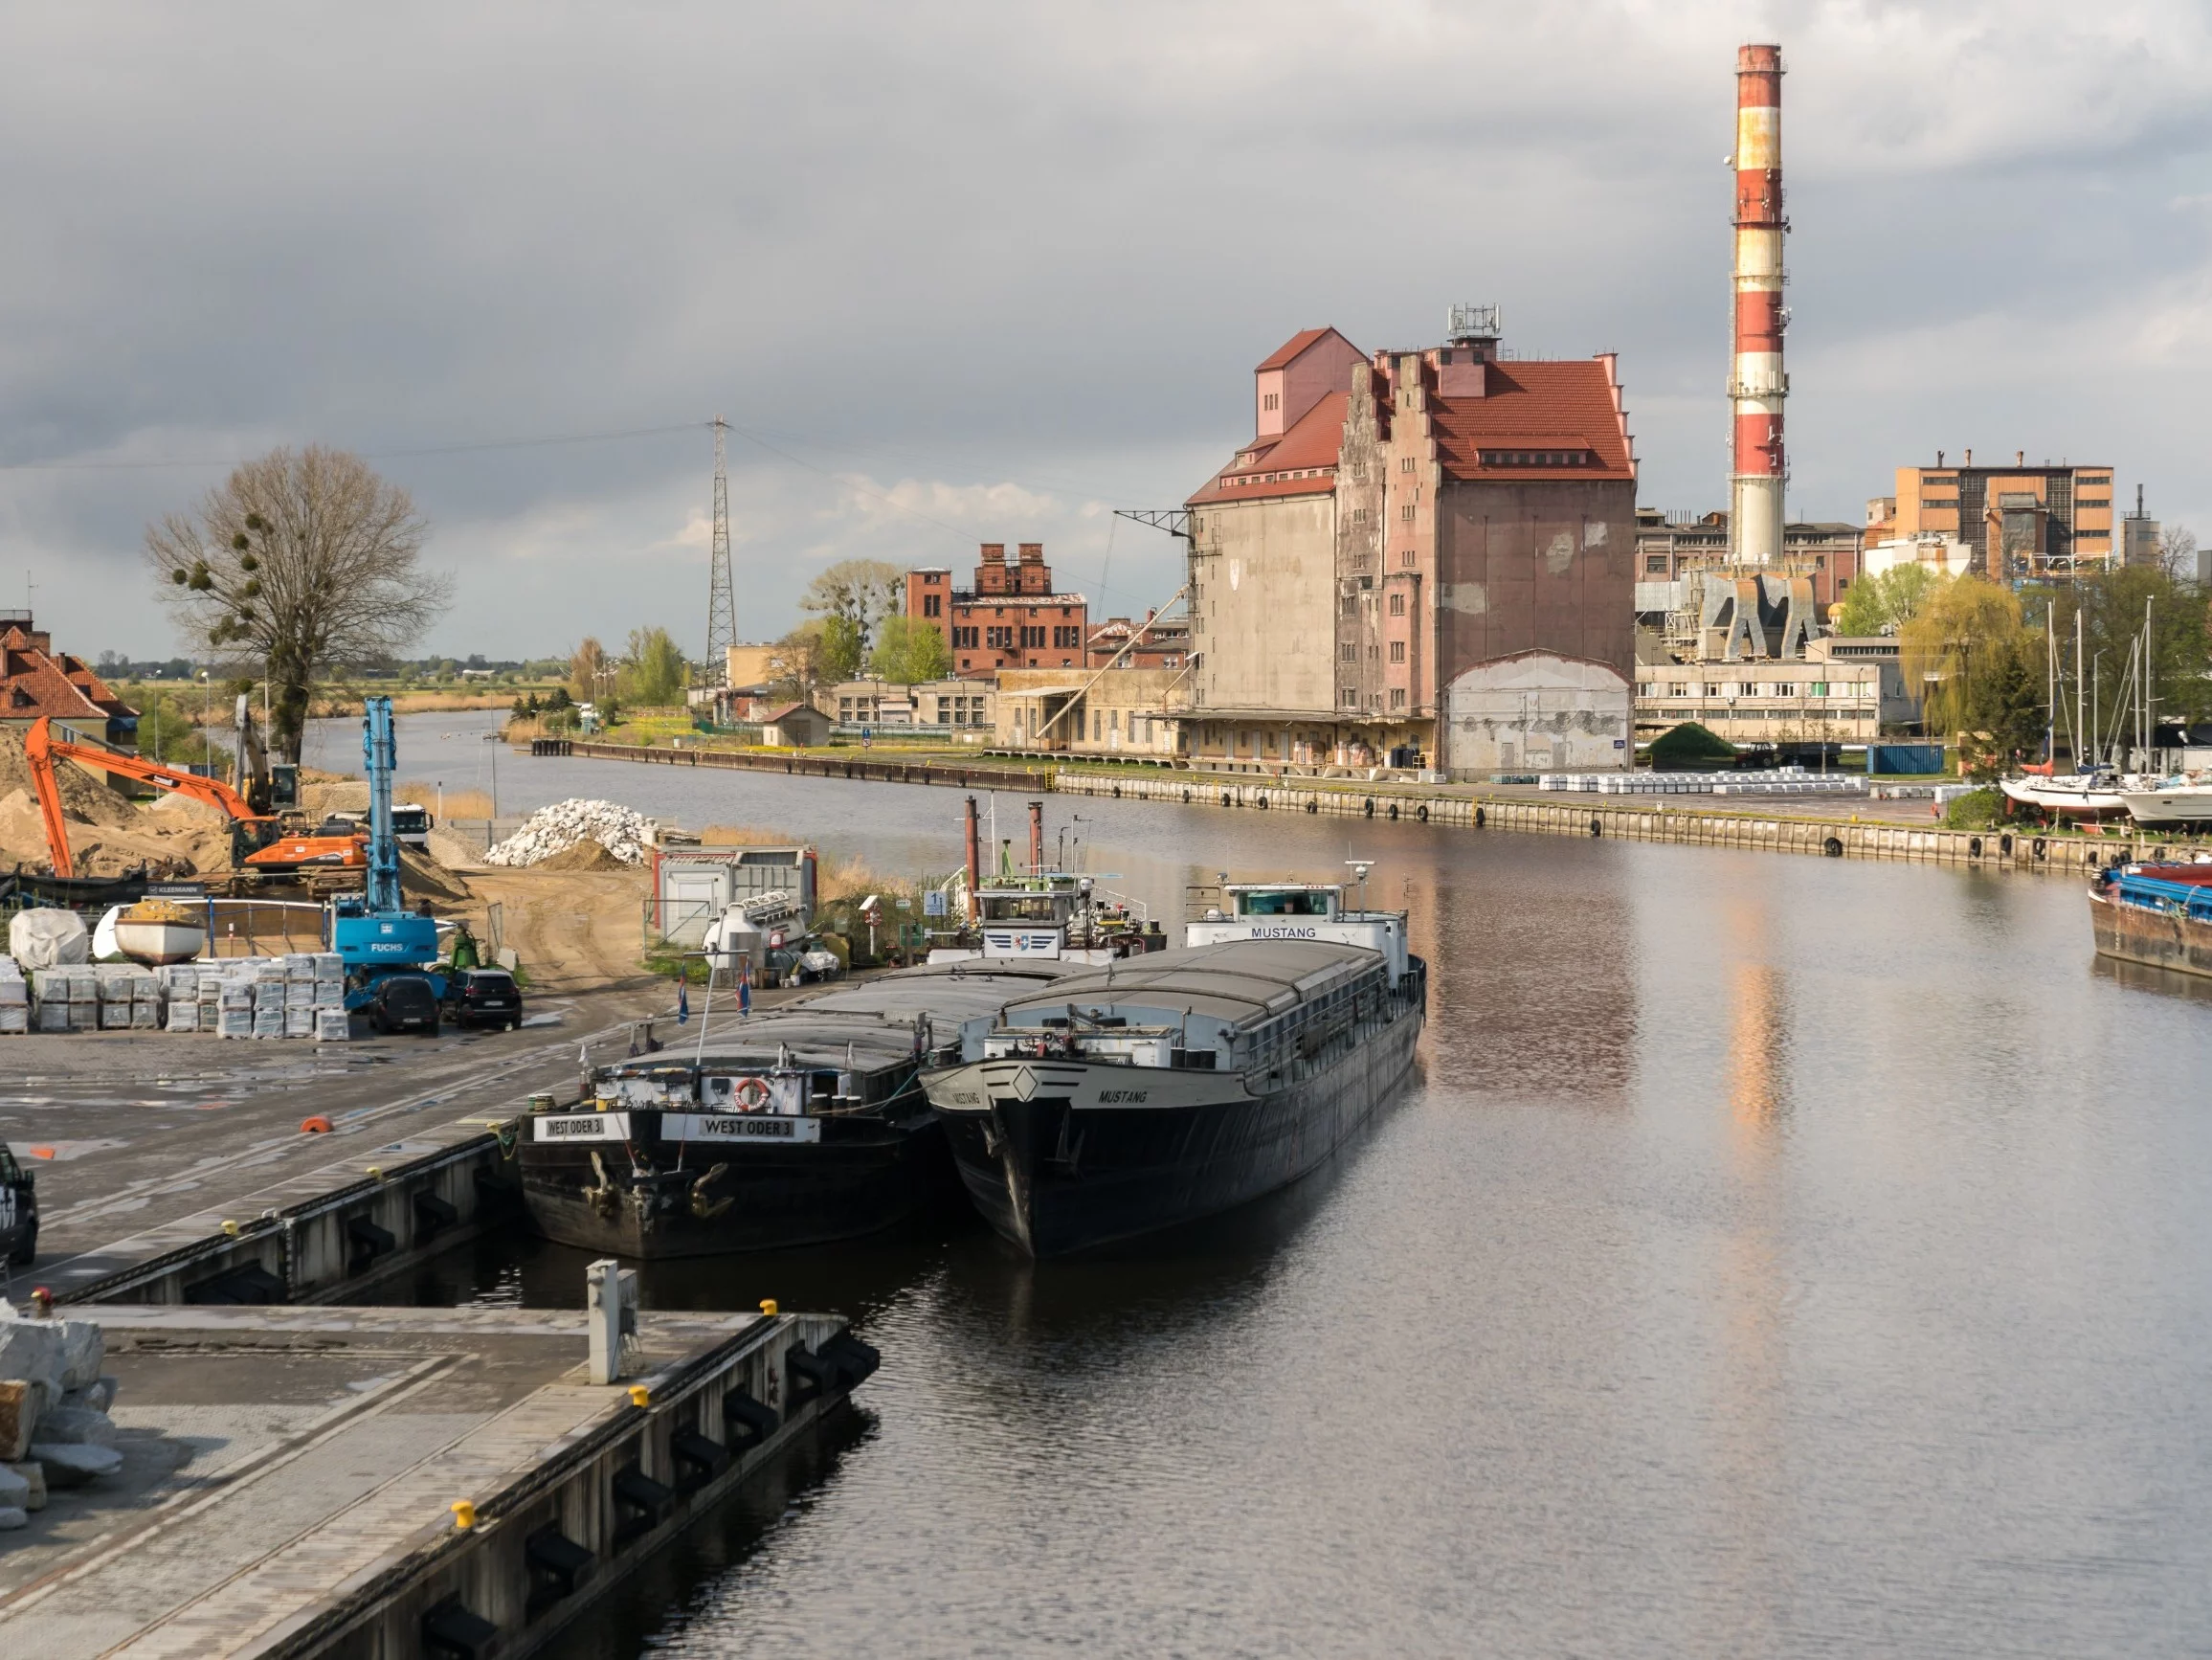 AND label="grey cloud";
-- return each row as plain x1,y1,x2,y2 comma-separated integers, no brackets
2,1,2206,657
